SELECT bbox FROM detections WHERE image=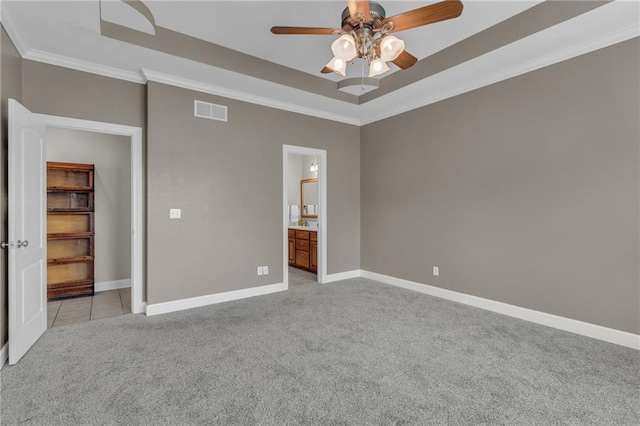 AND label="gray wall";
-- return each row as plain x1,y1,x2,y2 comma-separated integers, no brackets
0,25,23,347
361,39,640,334
46,127,131,284
287,154,302,209
147,81,360,304
21,60,146,129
